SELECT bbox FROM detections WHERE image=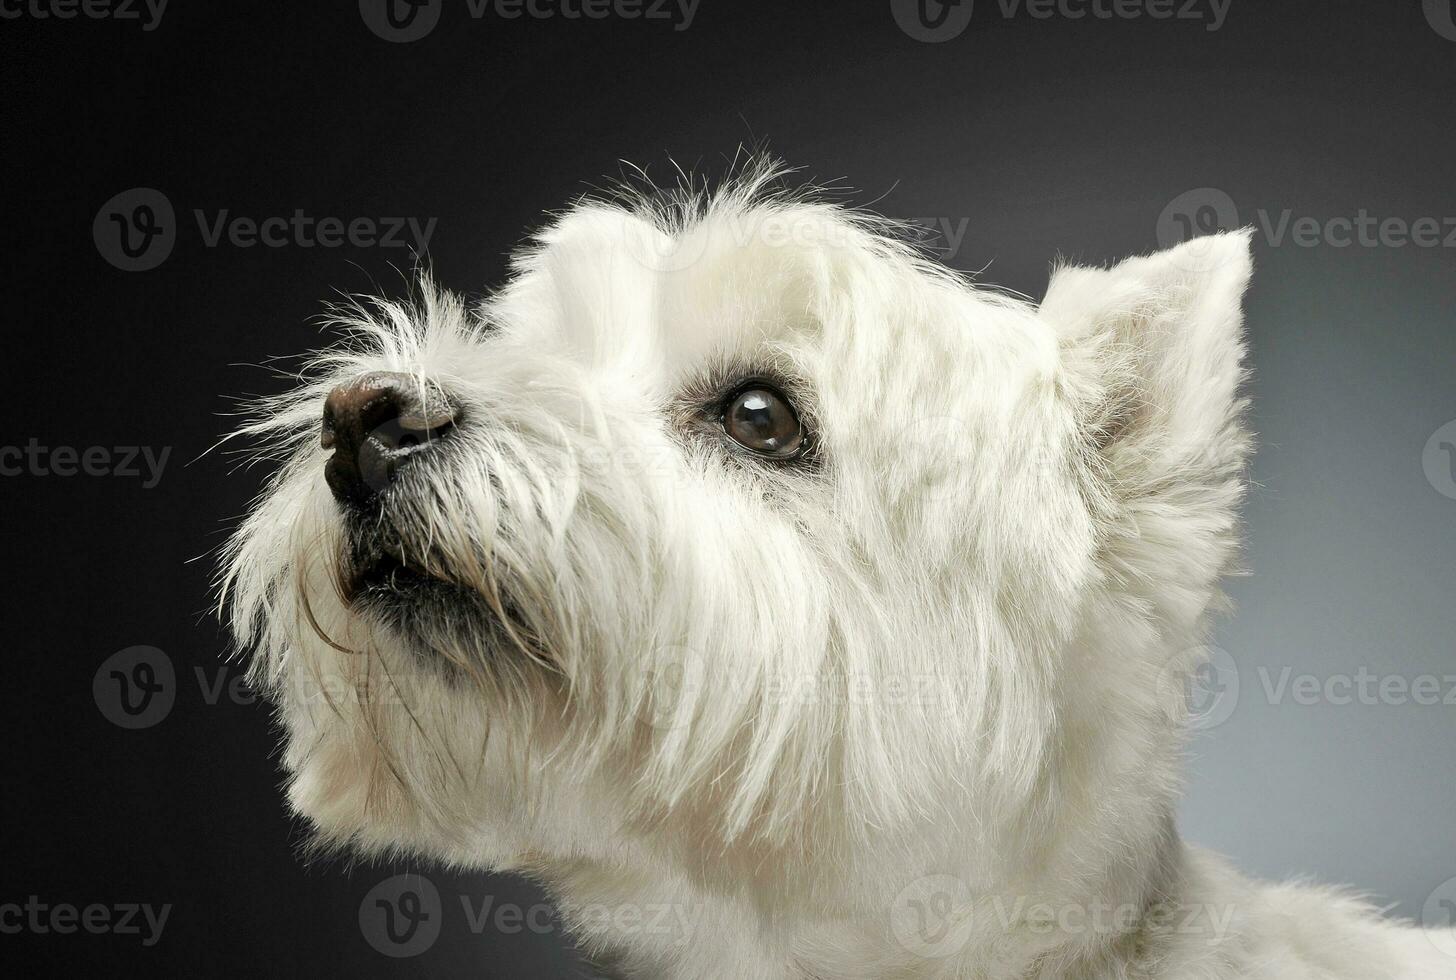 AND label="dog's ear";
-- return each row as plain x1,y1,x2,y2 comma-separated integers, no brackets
1041,231,1254,600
